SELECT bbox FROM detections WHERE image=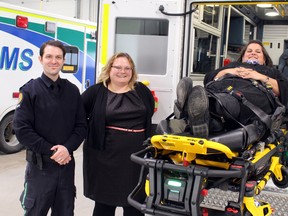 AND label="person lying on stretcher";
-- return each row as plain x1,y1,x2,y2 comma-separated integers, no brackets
169,40,288,144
